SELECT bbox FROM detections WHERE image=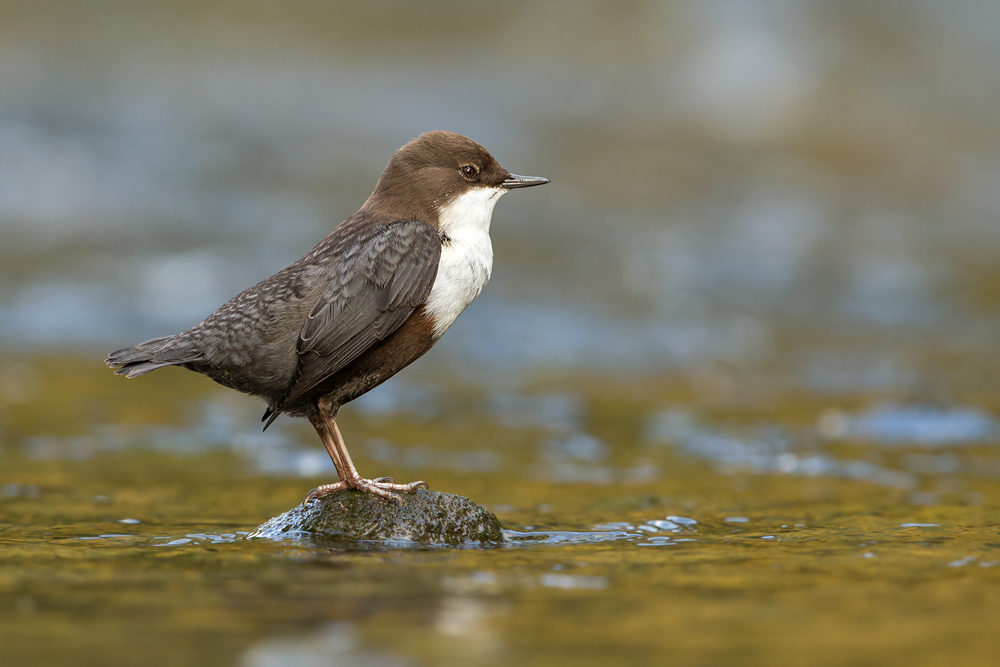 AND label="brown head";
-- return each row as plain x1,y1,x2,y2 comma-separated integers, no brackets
362,131,548,226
